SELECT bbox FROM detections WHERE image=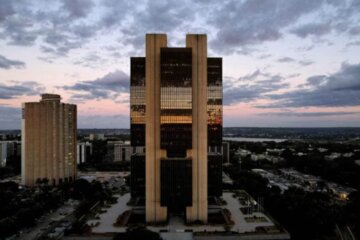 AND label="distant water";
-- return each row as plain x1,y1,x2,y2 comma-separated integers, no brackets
223,137,287,142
